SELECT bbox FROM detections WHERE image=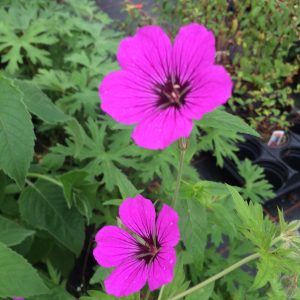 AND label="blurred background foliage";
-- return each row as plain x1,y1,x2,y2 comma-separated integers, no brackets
121,0,300,139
